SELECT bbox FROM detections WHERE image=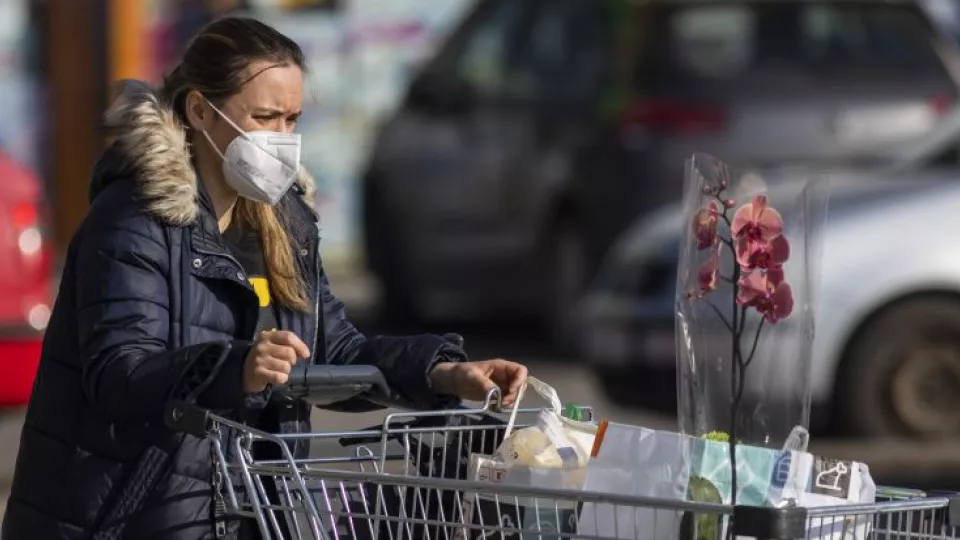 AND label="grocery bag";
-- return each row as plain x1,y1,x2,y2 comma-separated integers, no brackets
578,423,876,540
577,424,694,540
458,378,598,540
